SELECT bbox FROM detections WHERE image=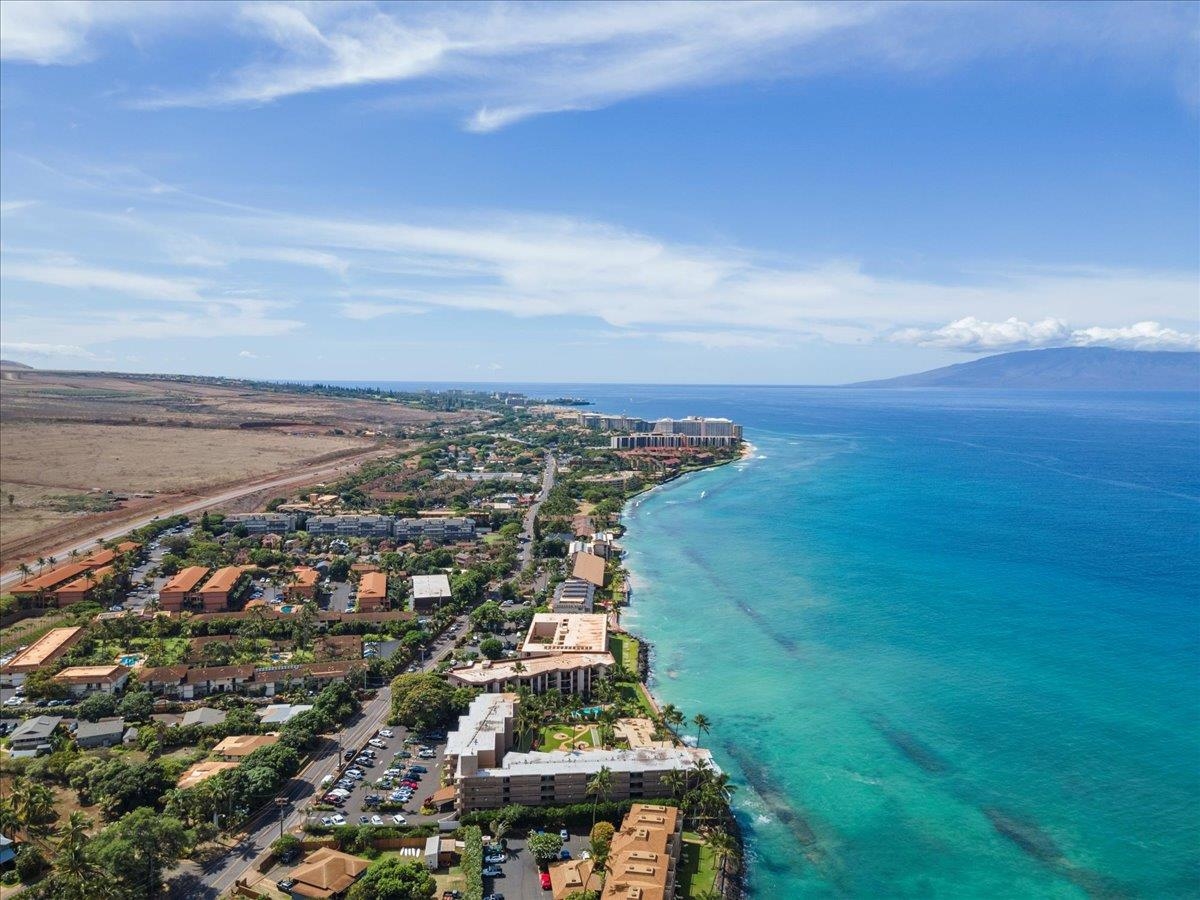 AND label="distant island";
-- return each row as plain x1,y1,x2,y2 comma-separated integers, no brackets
0,359,34,371
851,347,1200,391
